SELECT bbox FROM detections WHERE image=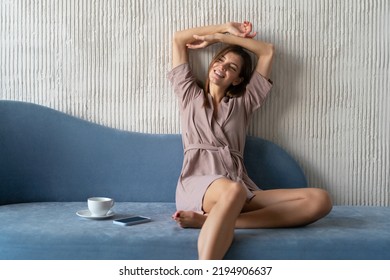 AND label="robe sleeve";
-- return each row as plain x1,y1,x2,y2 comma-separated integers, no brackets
167,63,203,110
243,71,273,116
